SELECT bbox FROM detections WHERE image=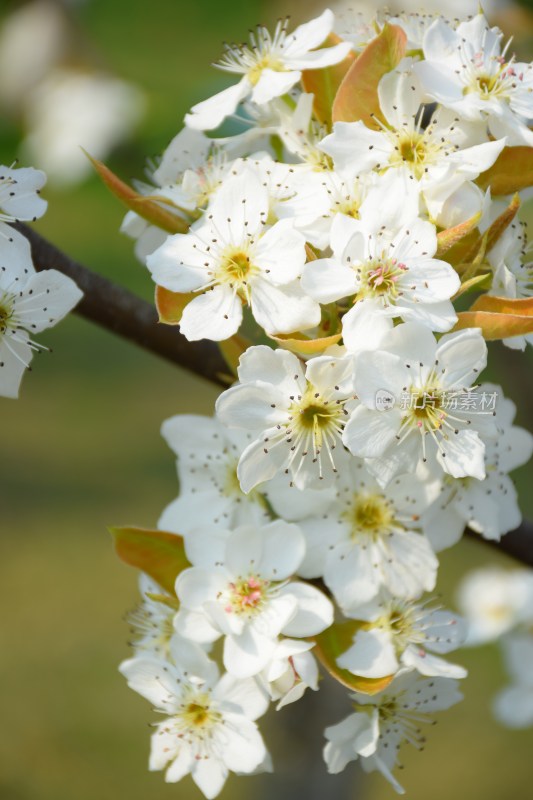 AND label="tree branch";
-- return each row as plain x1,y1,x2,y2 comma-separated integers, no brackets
17,223,229,387
18,223,533,569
